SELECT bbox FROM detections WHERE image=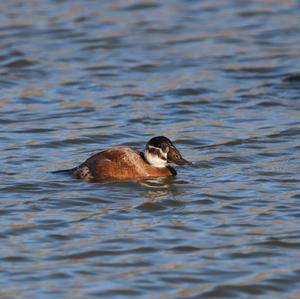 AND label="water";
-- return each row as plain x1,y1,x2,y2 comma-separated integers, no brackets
1,0,300,298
